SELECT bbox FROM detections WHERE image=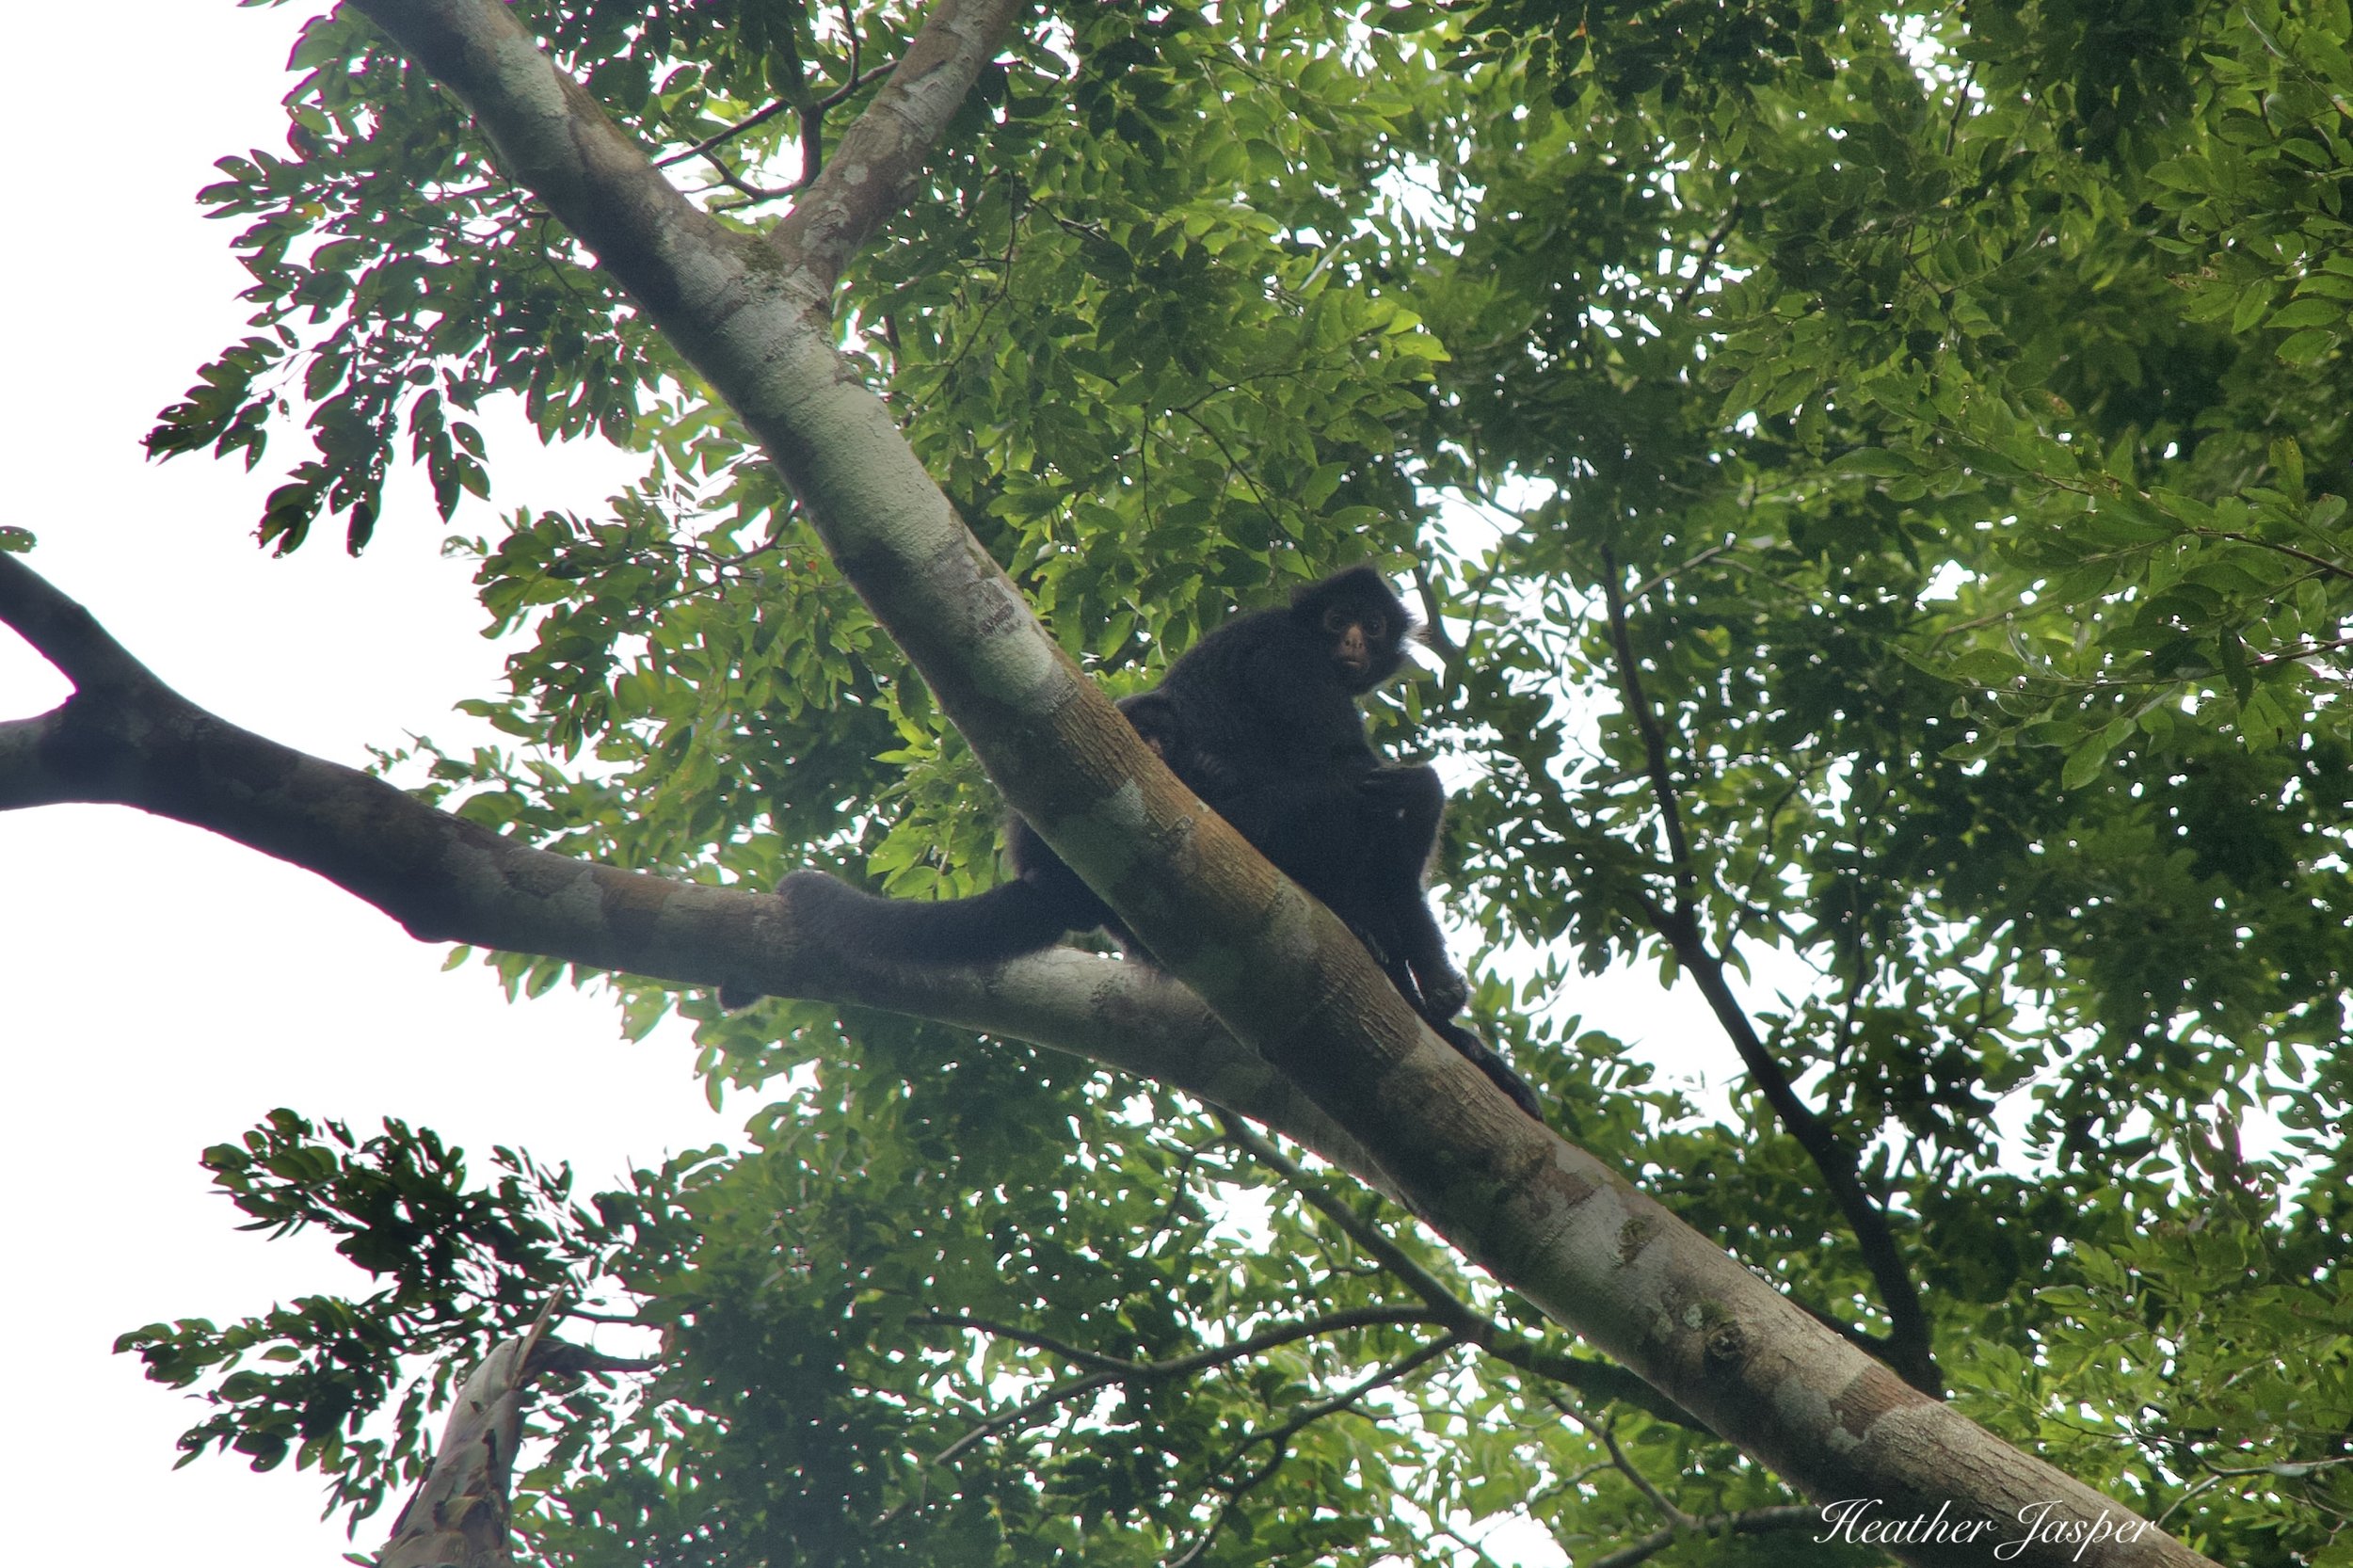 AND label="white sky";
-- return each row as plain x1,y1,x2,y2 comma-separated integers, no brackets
0,7,1749,1563
0,6,730,1560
